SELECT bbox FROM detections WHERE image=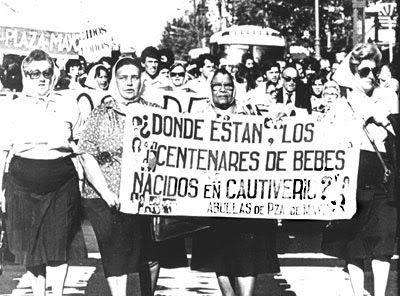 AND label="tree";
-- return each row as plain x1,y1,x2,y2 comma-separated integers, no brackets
232,0,353,55
159,11,213,61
